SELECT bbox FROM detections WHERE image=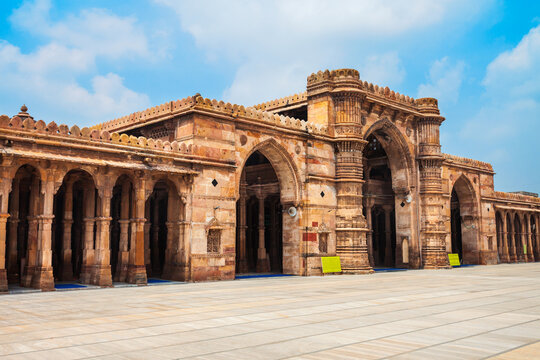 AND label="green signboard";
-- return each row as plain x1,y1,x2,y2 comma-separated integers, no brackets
448,253,461,267
321,256,342,273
